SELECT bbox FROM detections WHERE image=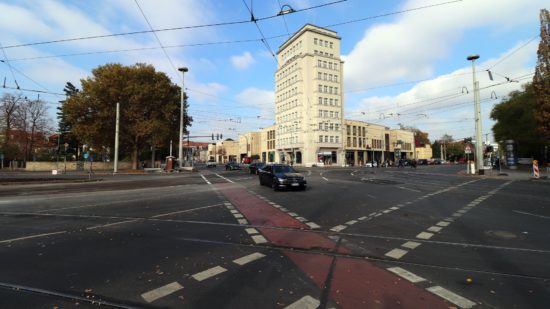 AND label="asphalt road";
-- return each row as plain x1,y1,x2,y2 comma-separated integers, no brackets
0,165,549,308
